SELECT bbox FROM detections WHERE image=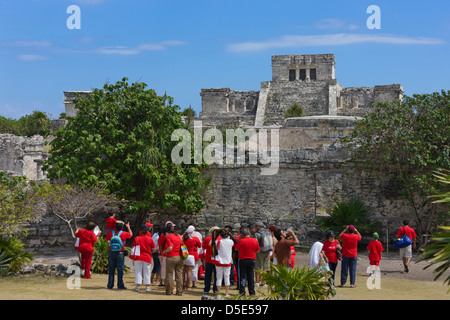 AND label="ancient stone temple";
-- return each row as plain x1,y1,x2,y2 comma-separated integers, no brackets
1,53,410,247
198,54,403,128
